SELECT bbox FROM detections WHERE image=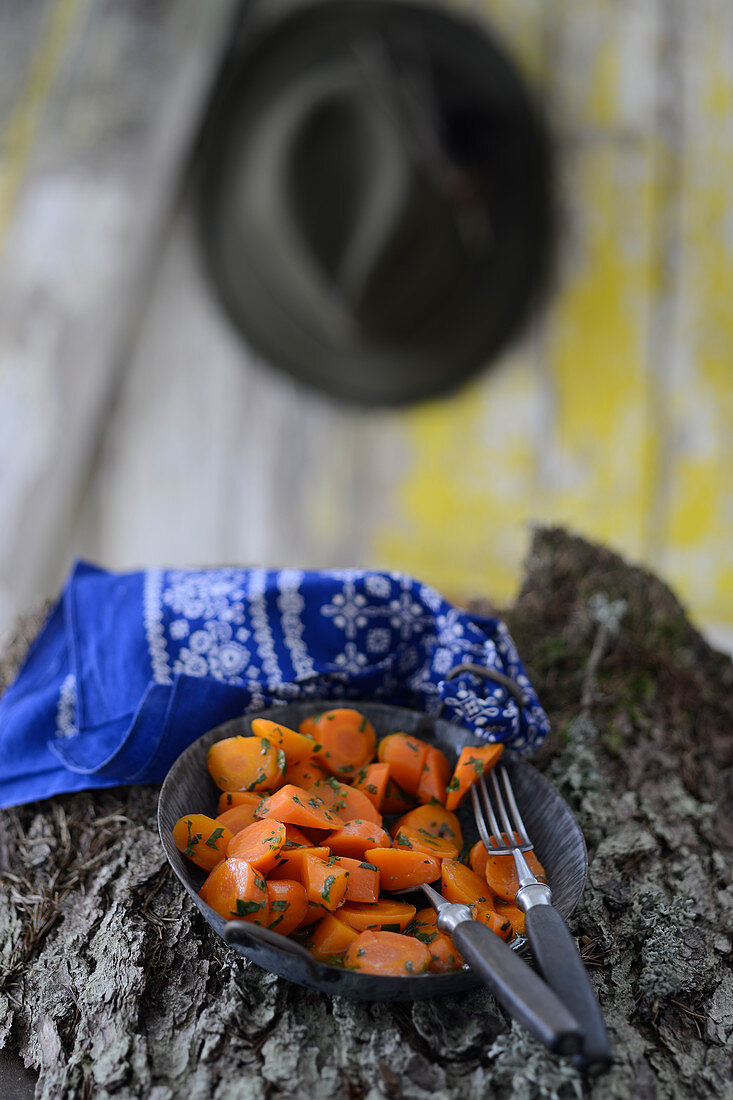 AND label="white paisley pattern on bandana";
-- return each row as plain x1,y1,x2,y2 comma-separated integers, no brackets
141,567,550,753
